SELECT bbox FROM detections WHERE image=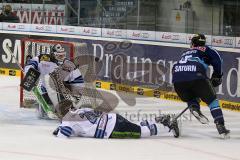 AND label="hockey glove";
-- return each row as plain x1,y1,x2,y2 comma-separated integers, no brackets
21,67,40,91
210,72,223,87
